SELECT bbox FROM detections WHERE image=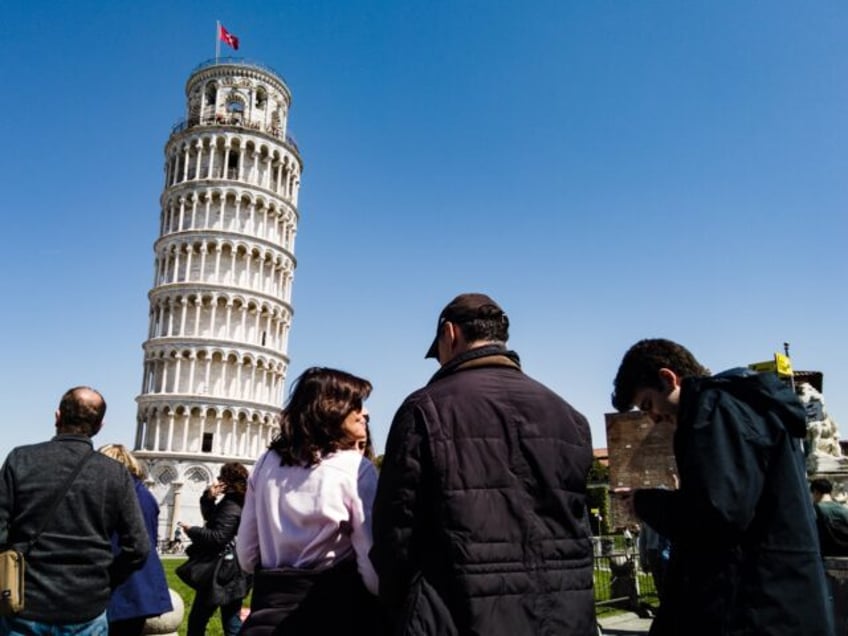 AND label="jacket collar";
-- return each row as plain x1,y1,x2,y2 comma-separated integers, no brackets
50,434,94,447
428,344,521,385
